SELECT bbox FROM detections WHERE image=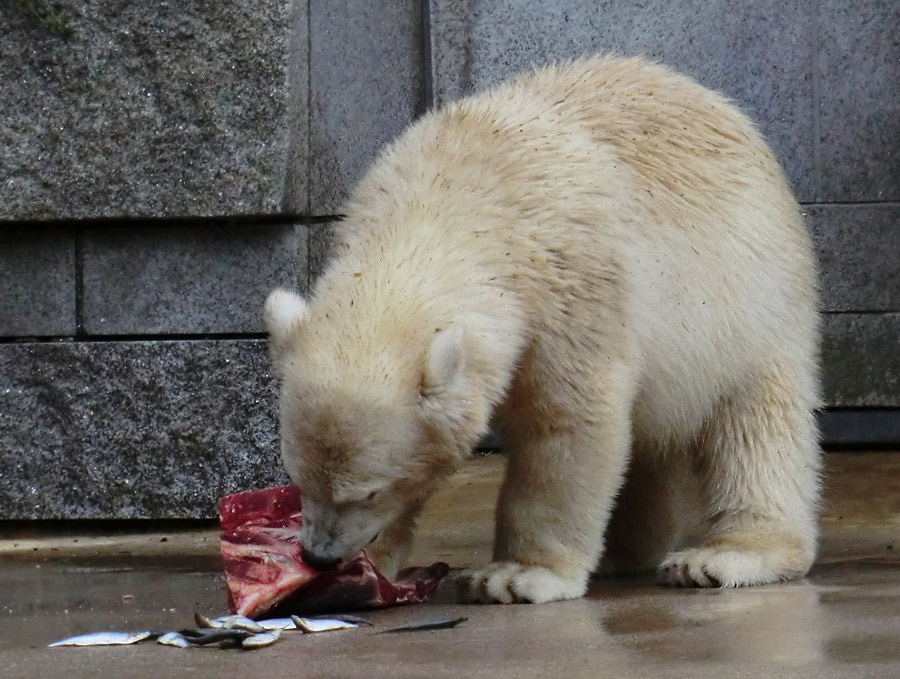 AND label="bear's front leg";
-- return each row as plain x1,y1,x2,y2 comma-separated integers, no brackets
365,502,425,580
459,392,632,604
